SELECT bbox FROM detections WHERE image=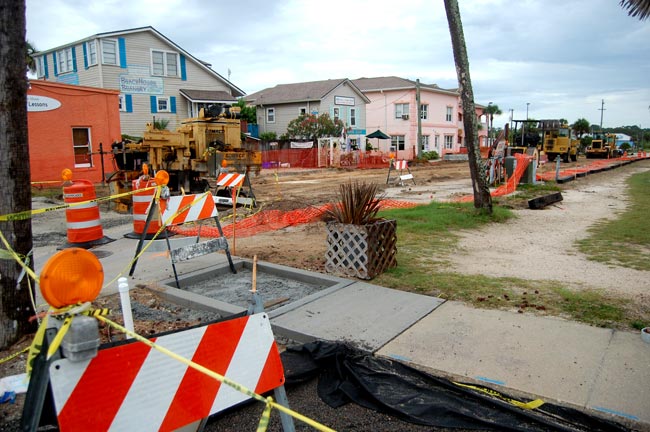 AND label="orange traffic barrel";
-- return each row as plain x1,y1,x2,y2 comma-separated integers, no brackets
63,180,112,248
126,177,163,239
